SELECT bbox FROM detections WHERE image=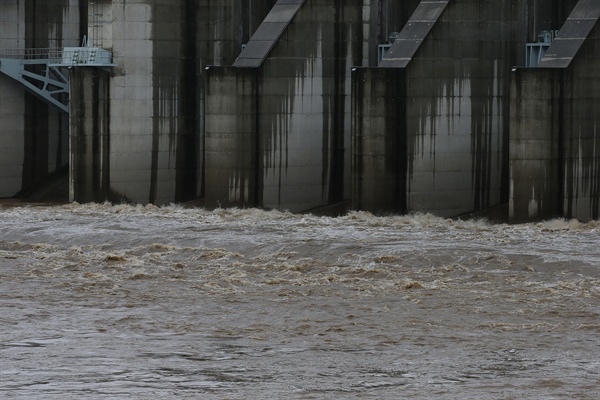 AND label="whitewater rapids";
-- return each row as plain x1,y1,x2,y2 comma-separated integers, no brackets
1,203,598,399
